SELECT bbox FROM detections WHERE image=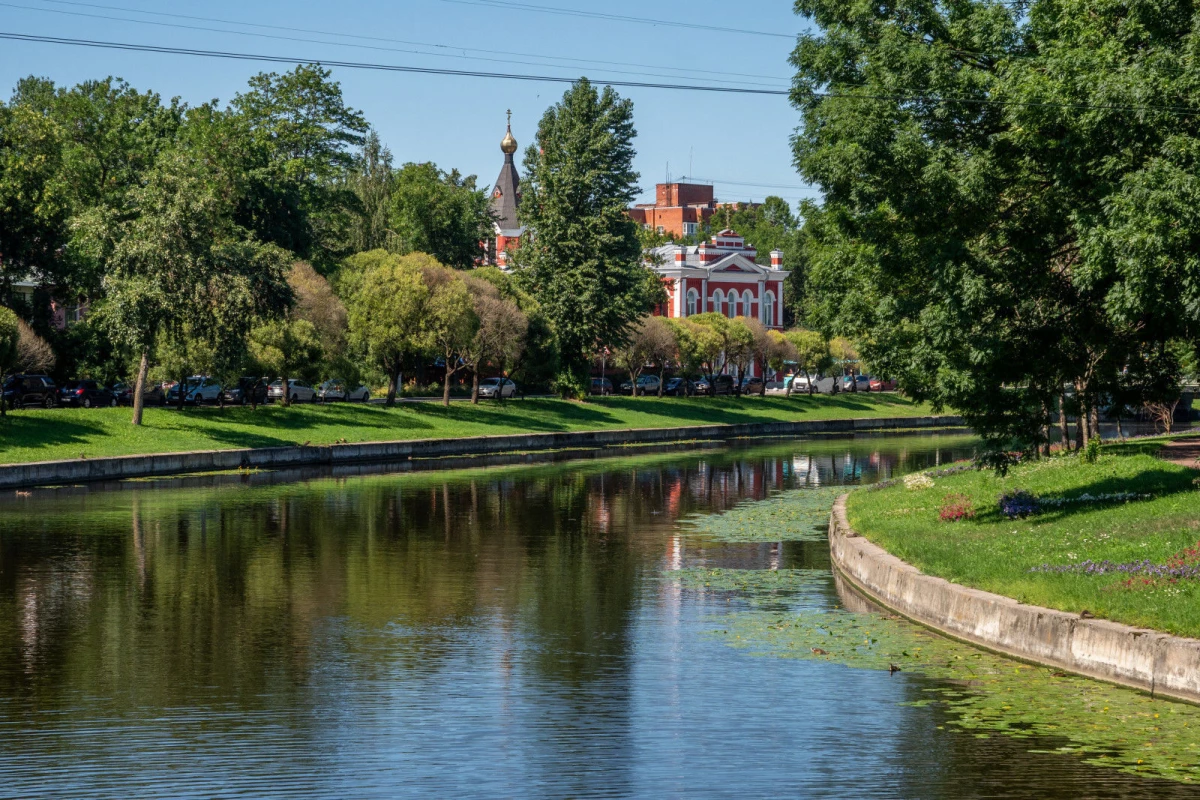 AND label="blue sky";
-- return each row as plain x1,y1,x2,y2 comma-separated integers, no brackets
0,0,819,206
